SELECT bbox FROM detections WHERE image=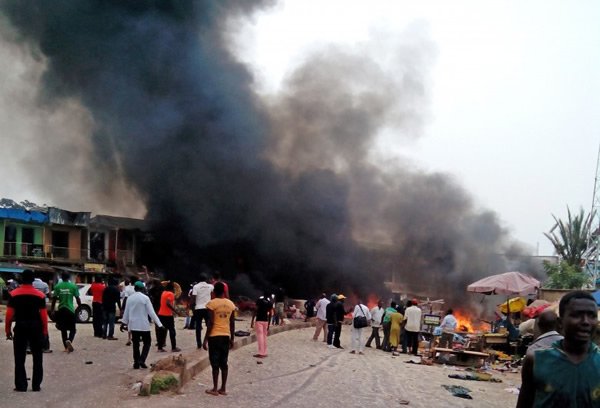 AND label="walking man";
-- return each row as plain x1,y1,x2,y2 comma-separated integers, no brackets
250,290,272,358
5,269,48,391
102,278,121,340
517,291,600,407
350,299,371,354
313,293,329,342
366,300,384,349
326,294,338,348
203,282,236,396
121,281,164,369
50,272,81,352
381,301,398,352
191,274,214,349
90,276,105,338
157,281,180,352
